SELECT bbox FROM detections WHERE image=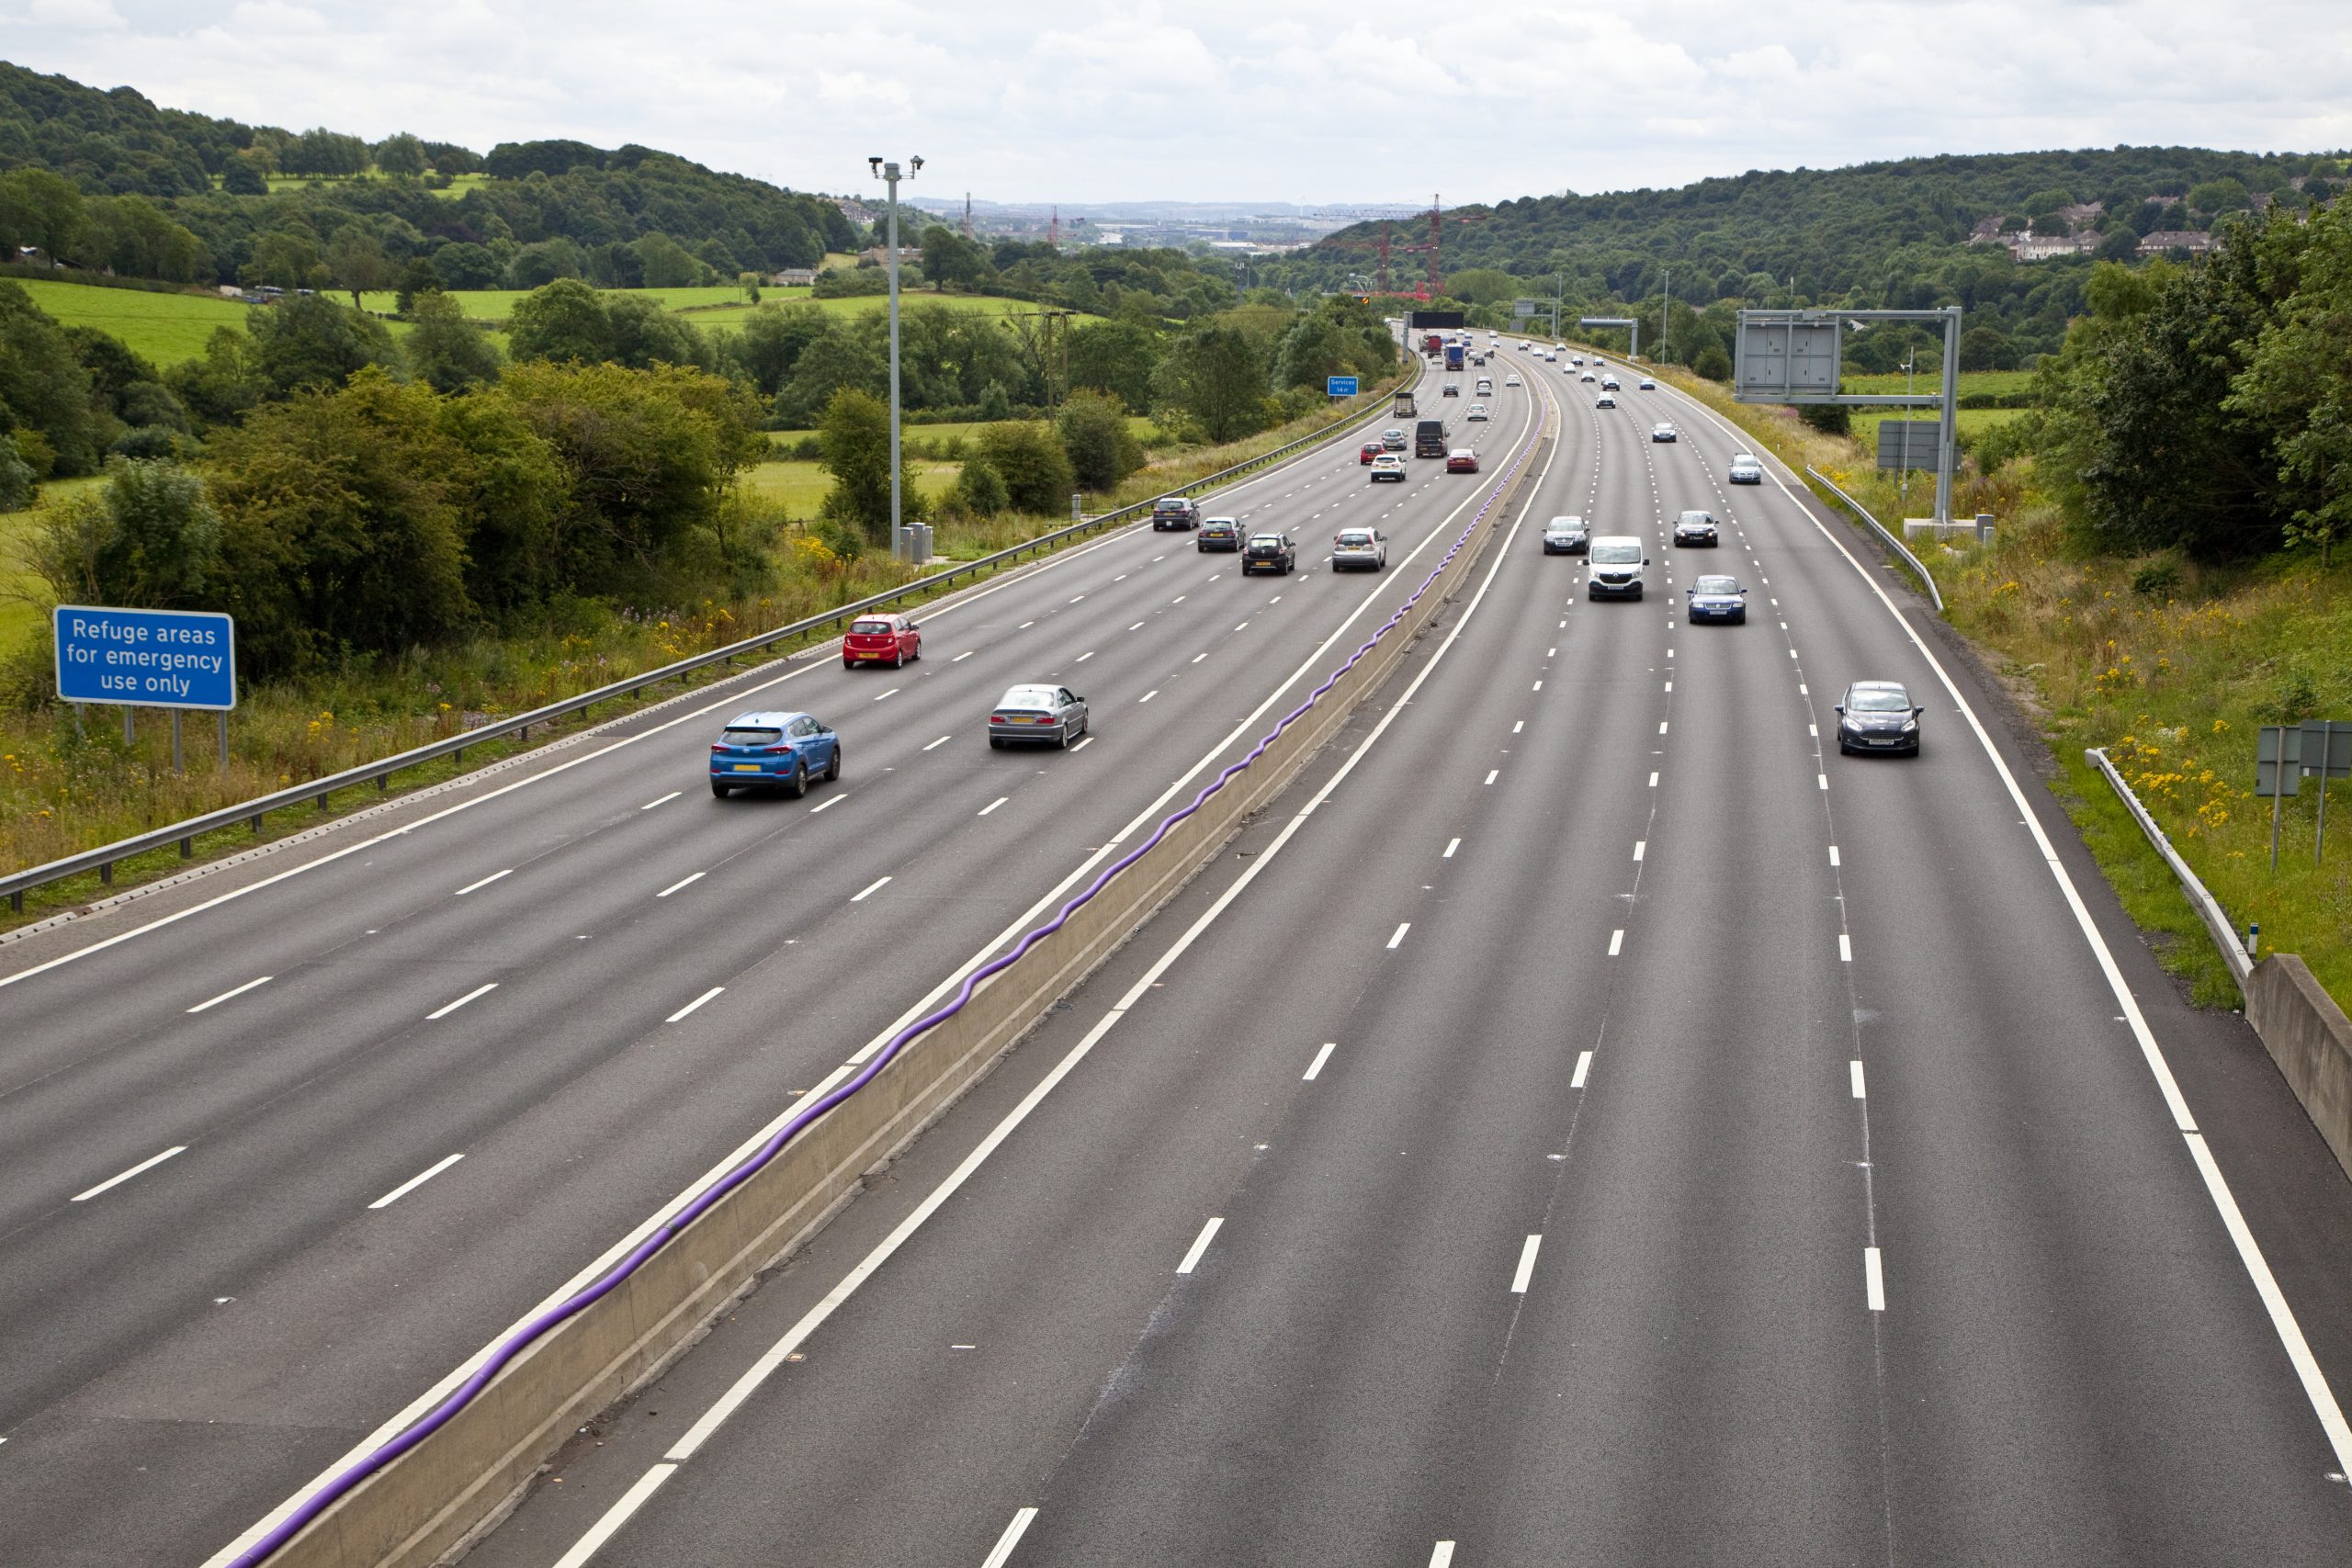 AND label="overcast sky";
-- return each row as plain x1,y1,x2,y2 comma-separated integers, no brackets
7,0,2350,206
